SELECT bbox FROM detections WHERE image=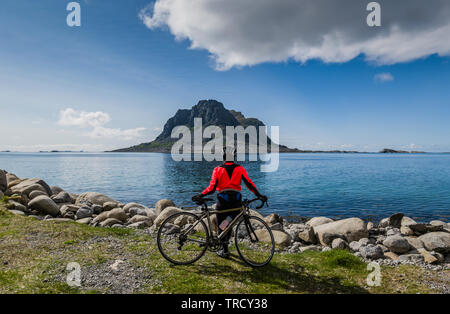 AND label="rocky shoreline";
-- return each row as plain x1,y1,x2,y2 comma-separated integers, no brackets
1,169,449,271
